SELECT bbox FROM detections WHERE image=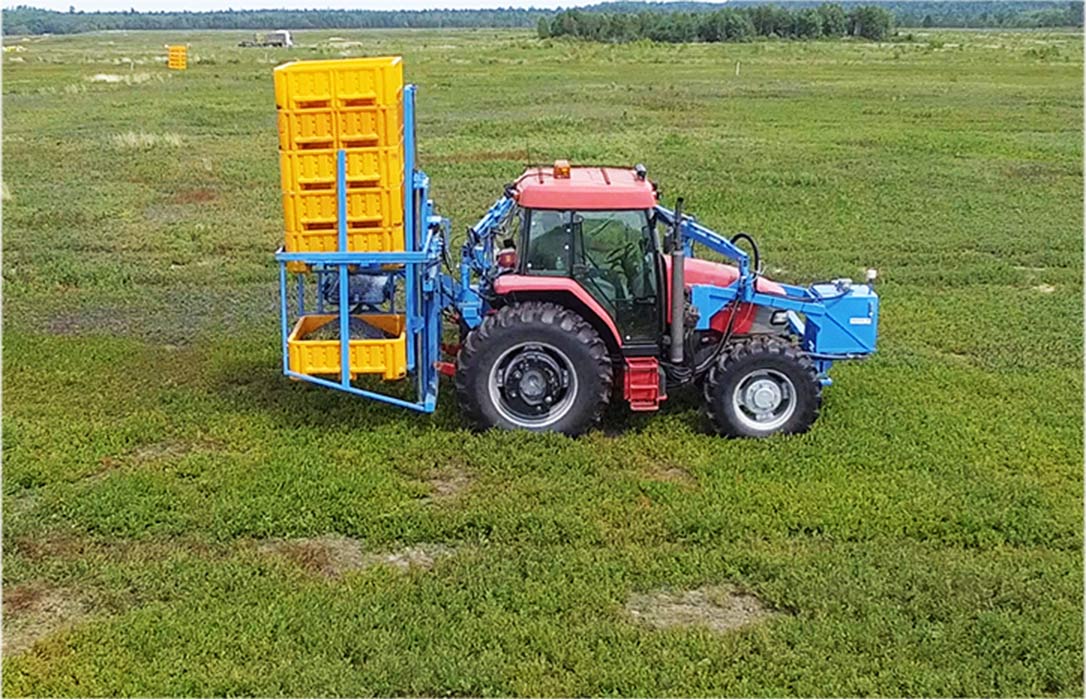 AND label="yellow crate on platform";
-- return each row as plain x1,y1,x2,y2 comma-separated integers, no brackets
285,223,404,254
277,105,403,151
288,314,406,380
274,56,403,111
339,105,403,147
167,45,187,70
280,147,403,193
282,186,403,233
